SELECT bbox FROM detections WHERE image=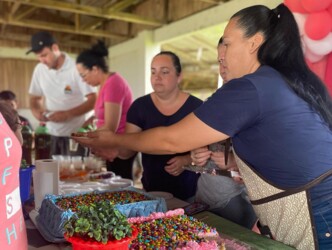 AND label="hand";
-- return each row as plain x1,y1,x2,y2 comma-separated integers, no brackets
232,175,244,184
81,116,95,129
211,151,238,171
190,146,211,166
39,111,49,122
72,130,115,149
48,111,70,122
91,148,119,162
211,151,242,183
164,155,188,176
